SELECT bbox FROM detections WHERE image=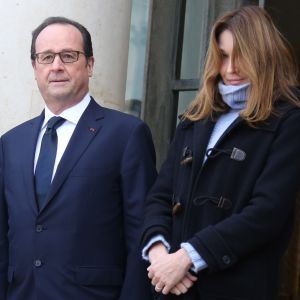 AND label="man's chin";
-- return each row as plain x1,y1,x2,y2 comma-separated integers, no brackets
45,91,73,103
